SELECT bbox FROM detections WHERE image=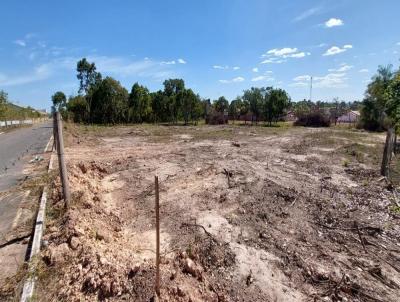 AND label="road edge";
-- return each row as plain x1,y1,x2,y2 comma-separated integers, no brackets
20,135,54,302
